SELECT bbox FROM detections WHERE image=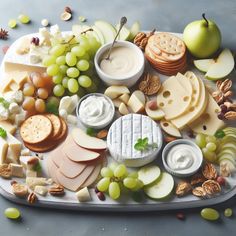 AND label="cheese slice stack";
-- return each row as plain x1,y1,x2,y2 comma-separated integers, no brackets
107,114,163,167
